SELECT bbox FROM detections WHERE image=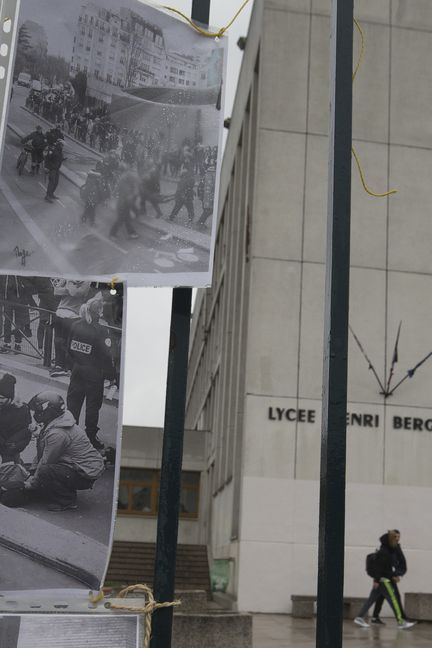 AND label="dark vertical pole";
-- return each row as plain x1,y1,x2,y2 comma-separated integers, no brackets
0,616,20,648
316,1,353,648
151,7,210,648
